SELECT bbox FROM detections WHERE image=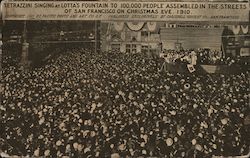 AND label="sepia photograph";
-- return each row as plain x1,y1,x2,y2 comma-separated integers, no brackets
1,0,250,157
